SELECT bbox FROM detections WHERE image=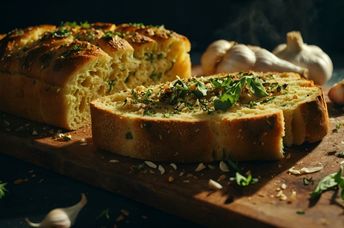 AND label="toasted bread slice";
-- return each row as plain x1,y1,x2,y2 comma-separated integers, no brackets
0,23,191,129
91,72,329,162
